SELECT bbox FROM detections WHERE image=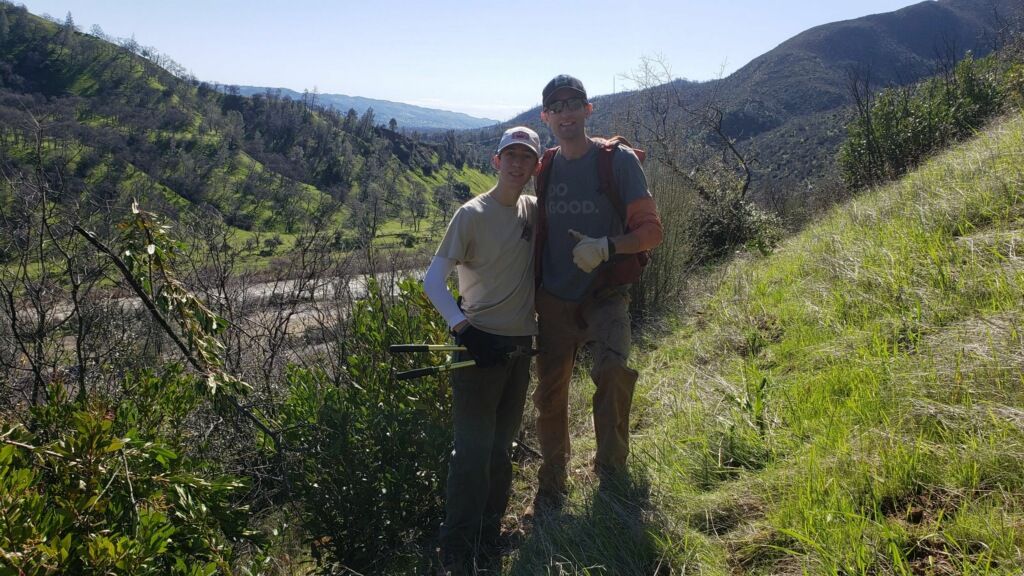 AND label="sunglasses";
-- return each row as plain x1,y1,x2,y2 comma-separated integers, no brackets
544,97,586,114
